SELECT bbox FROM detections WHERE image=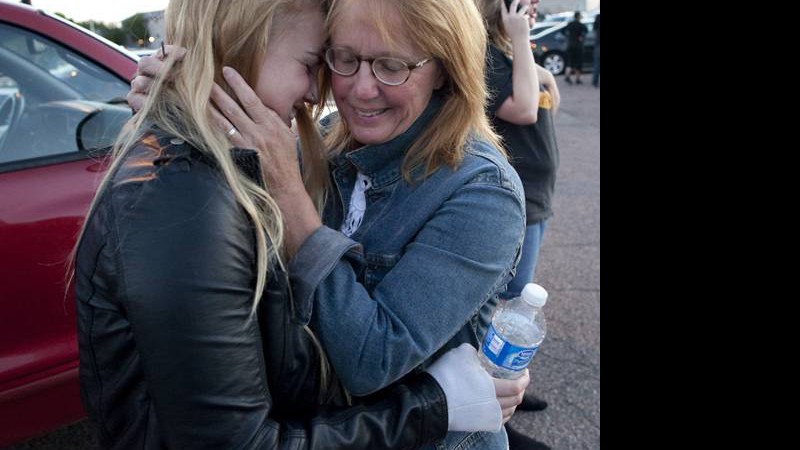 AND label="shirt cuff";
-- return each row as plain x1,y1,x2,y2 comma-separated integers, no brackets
288,226,362,325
